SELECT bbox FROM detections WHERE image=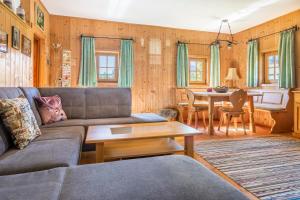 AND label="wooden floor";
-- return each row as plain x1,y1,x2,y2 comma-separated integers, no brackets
80,121,287,200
